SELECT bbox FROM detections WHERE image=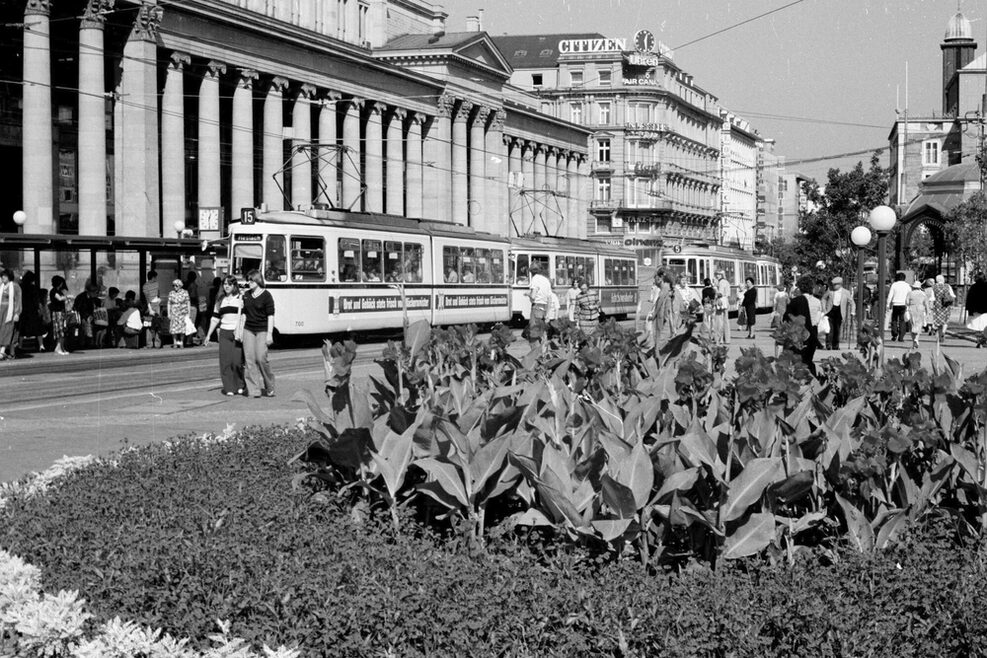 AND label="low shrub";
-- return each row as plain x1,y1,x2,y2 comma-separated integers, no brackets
3,428,986,656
